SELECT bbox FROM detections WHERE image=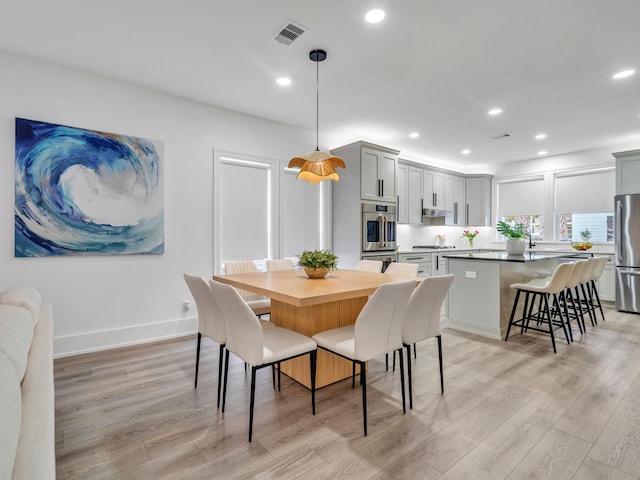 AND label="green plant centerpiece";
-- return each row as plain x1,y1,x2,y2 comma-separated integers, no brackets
298,249,338,279
496,220,529,255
